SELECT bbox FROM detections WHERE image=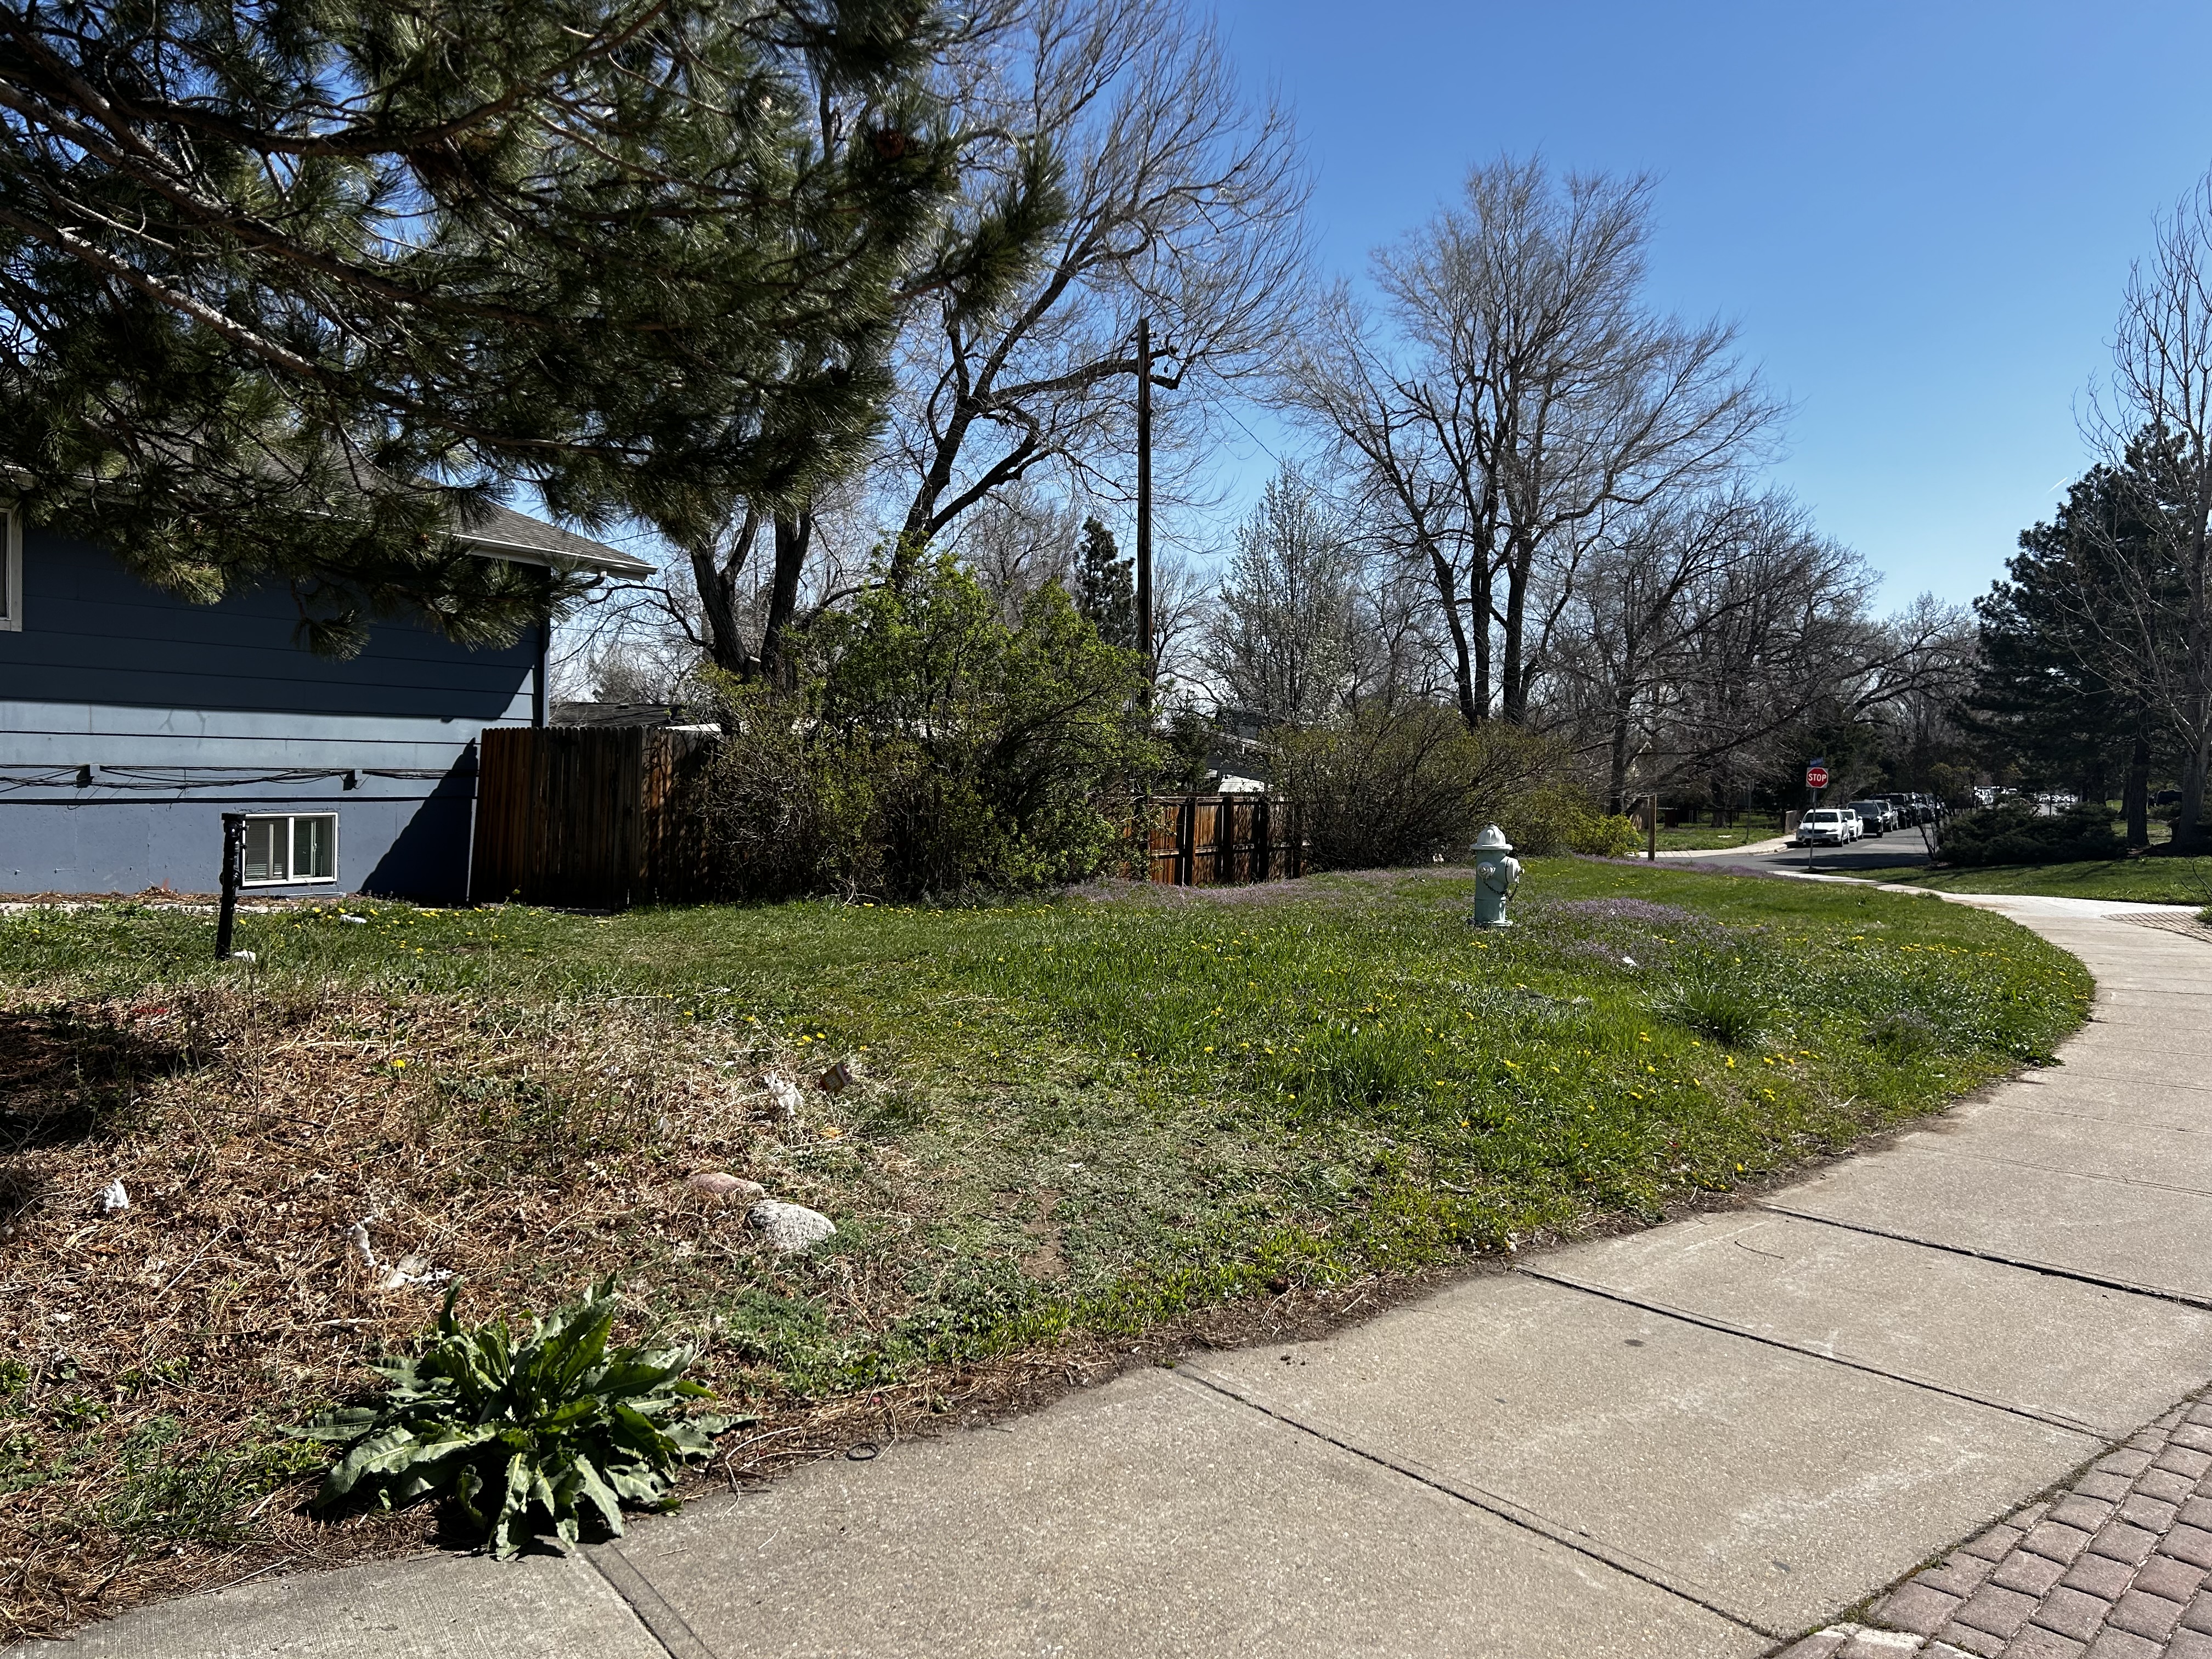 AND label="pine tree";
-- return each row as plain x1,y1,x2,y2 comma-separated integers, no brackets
0,0,956,653
1073,517,1138,651
1967,456,2181,844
